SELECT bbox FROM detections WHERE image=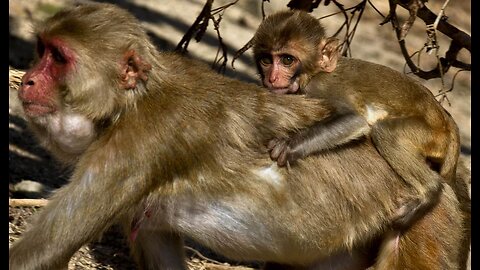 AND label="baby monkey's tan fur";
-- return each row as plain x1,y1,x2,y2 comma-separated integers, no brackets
253,10,461,229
